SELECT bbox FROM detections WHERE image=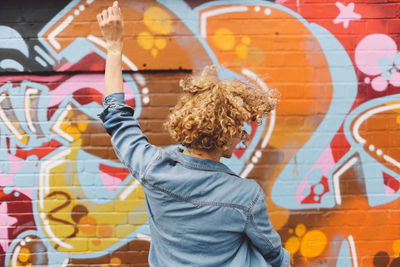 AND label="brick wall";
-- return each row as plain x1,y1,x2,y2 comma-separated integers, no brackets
1,0,400,266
